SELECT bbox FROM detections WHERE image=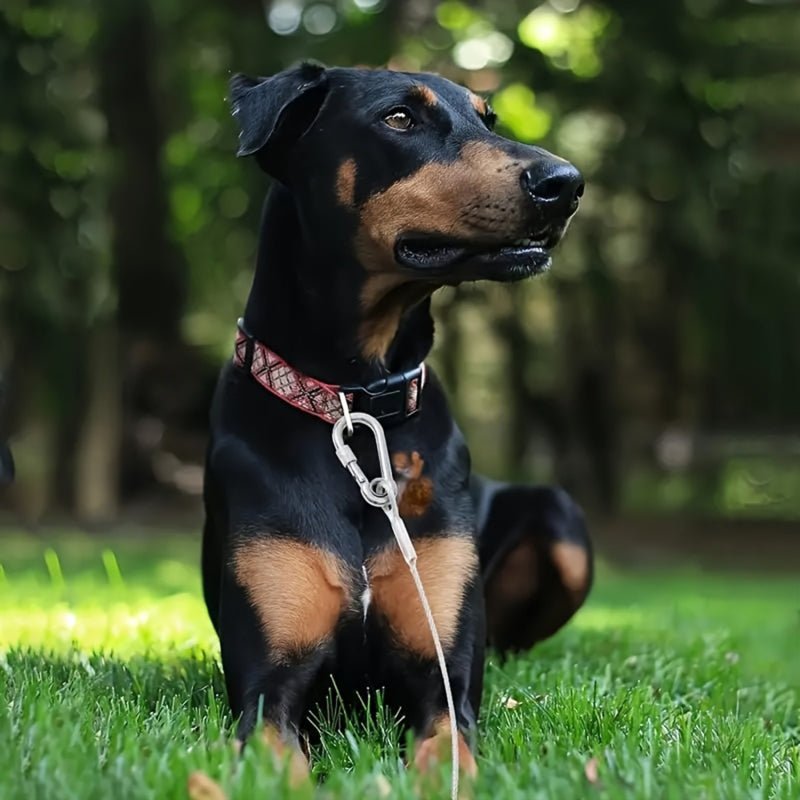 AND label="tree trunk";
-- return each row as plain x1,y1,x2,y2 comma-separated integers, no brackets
92,0,188,513
74,324,121,523
97,0,185,341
